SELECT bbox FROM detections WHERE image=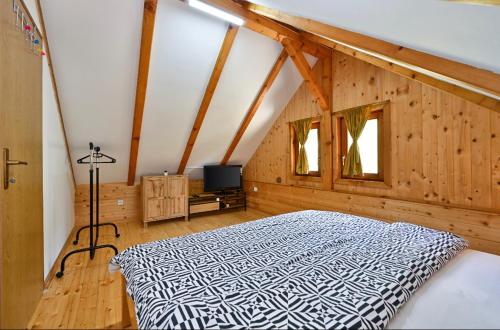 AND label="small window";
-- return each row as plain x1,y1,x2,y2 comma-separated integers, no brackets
292,121,320,176
340,110,383,181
